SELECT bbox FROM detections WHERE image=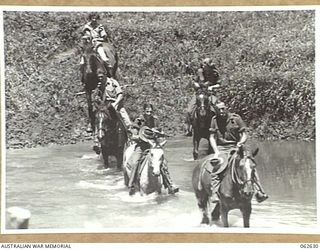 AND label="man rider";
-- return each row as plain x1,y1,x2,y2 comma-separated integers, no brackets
92,70,132,154
80,13,113,77
208,102,269,203
127,103,179,195
185,57,220,136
